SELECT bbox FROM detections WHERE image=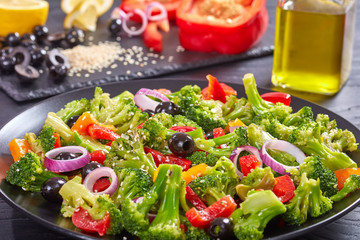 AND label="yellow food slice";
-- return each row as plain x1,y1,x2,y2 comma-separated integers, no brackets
0,0,49,36
63,0,98,32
